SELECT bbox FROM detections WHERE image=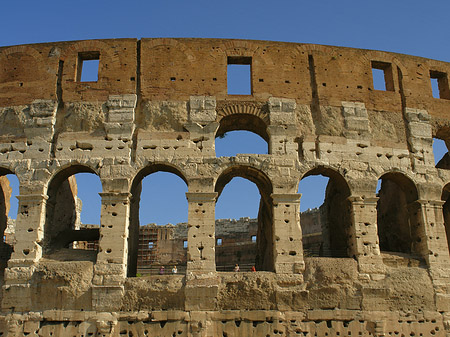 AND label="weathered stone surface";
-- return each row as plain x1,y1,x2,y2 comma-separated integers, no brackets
0,38,447,336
